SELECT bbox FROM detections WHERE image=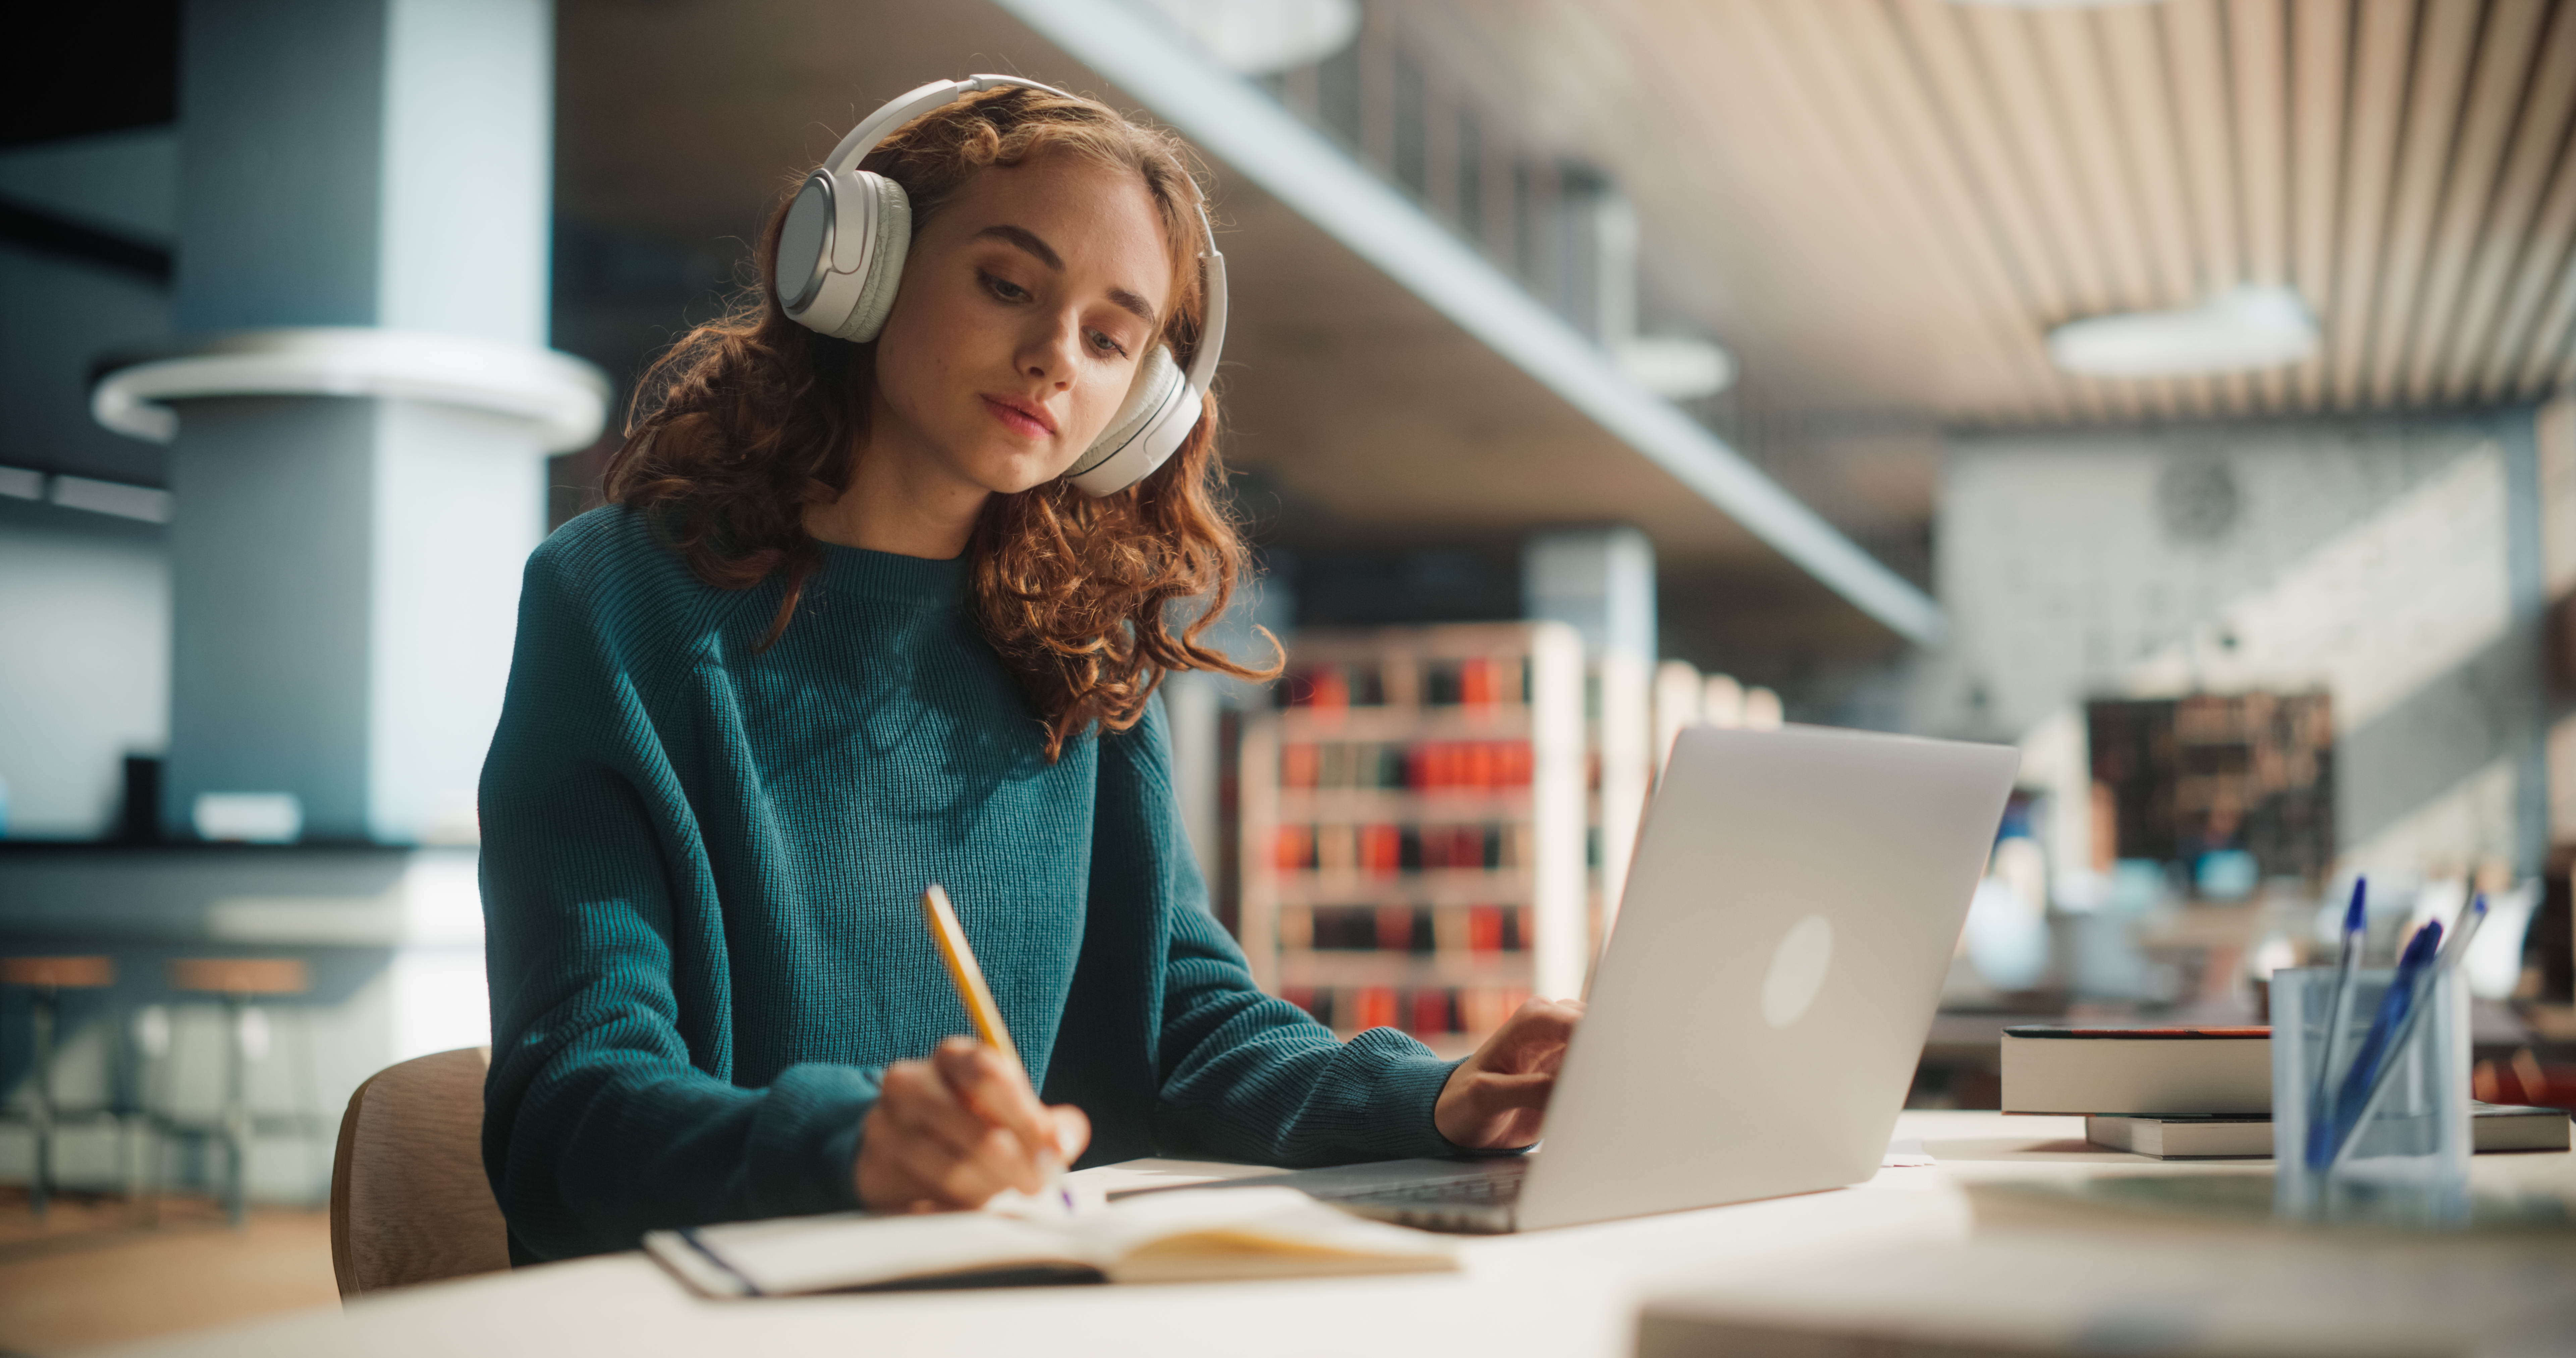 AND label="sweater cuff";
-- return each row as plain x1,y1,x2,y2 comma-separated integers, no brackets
753,1064,881,1215
1363,1037,1535,1159
1345,1028,1471,1160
